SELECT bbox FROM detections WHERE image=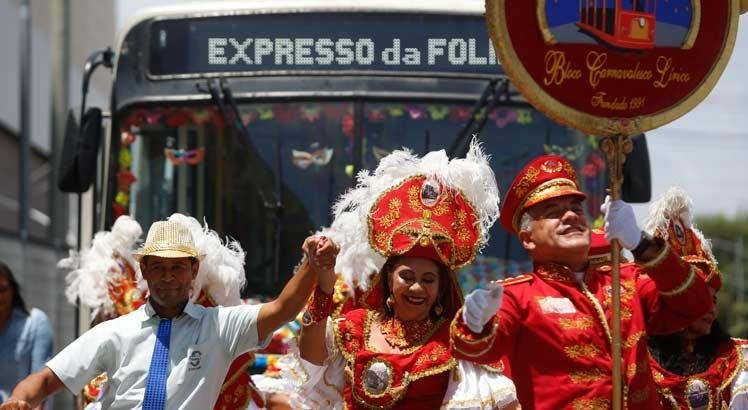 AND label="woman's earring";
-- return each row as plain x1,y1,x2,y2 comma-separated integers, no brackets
386,296,394,312
434,300,443,316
